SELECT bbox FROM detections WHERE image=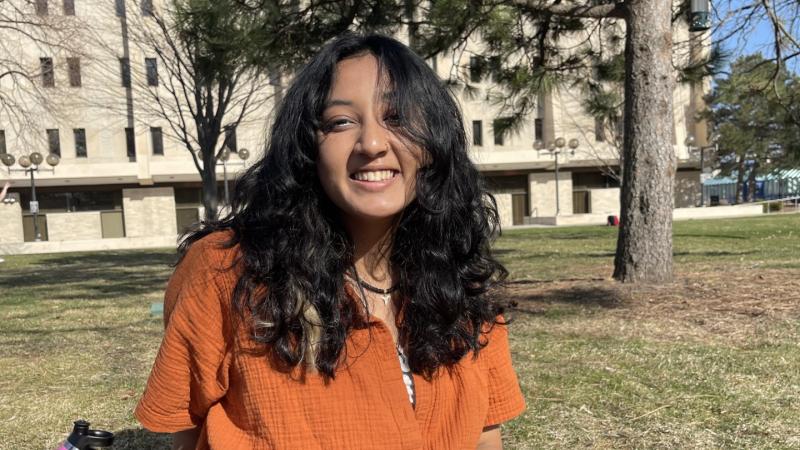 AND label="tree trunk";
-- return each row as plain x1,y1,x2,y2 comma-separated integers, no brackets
613,0,676,283
735,156,745,204
202,148,219,222
746,160,759,202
